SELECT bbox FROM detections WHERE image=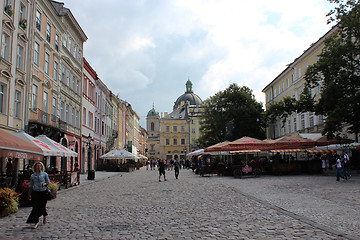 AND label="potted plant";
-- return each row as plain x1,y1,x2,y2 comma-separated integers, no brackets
16,181,31,207
0,187,19,217
47,181,59,198
4,5,13,16
19,18,27,29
